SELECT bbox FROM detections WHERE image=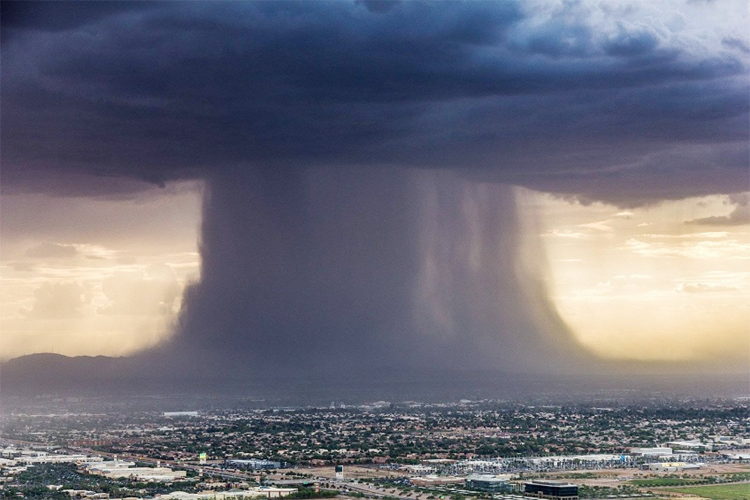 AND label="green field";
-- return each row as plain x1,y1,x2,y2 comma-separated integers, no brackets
660,483,750,500
631,478,704,486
